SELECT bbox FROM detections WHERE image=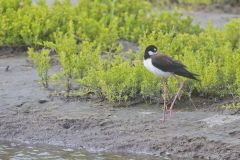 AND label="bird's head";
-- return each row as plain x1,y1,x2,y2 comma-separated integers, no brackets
144,45,158,59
